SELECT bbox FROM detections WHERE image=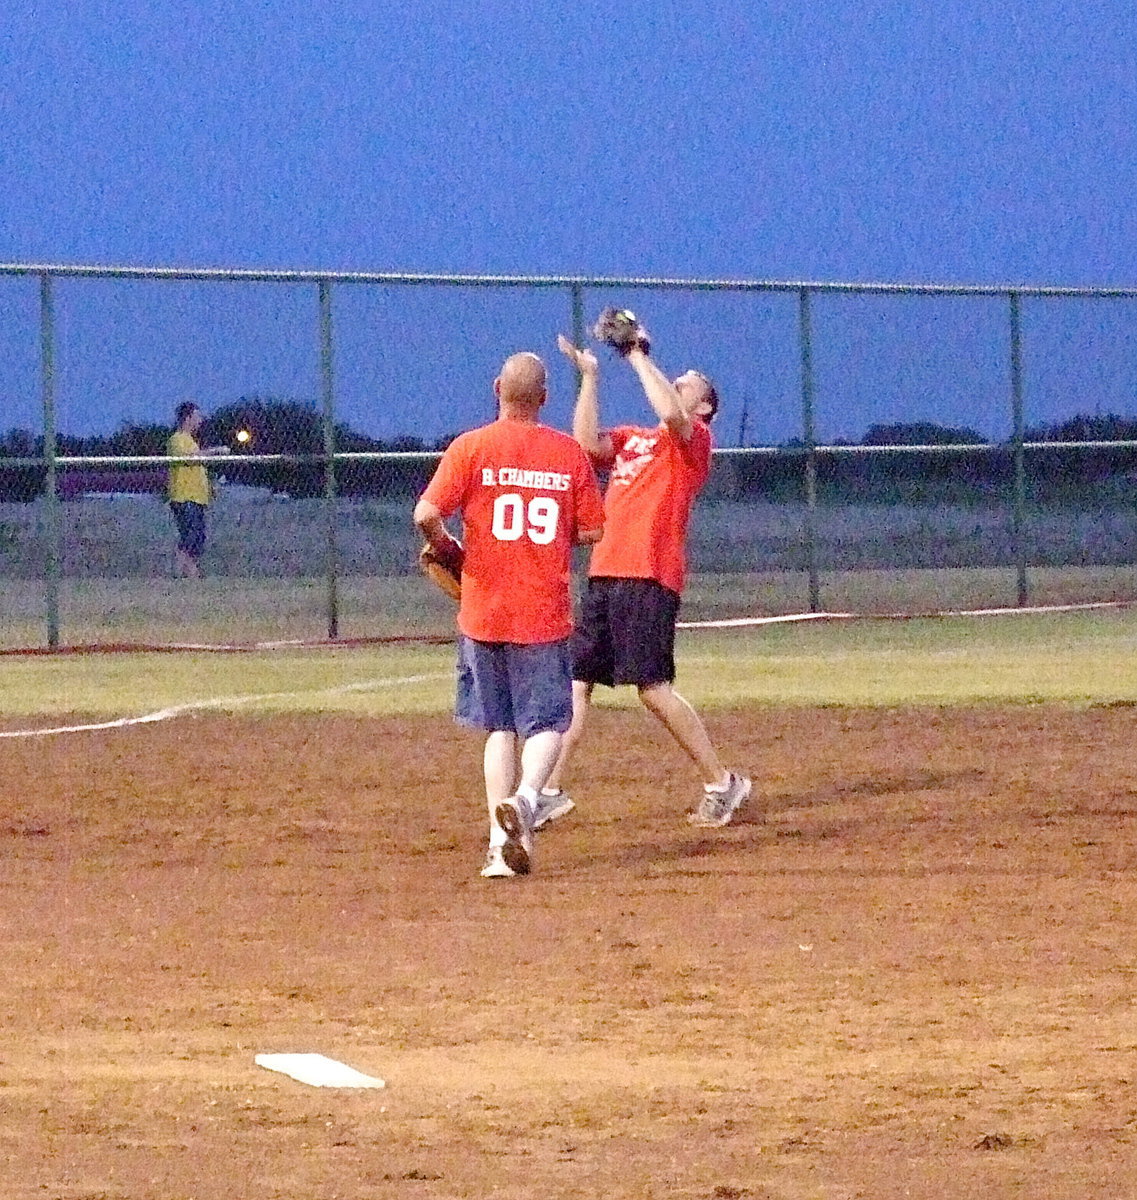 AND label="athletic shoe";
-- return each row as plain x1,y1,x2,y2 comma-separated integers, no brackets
531,789,575,831
687,773,752,828
495,795,534,875
480,845,516,878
